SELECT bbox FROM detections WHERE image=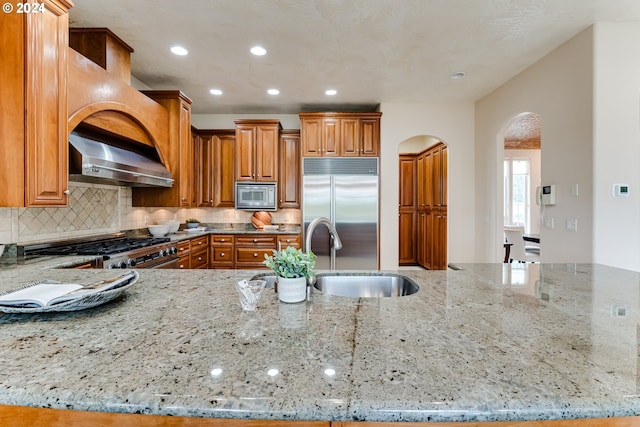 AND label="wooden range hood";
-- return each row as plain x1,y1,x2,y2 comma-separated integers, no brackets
67,28,170,165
